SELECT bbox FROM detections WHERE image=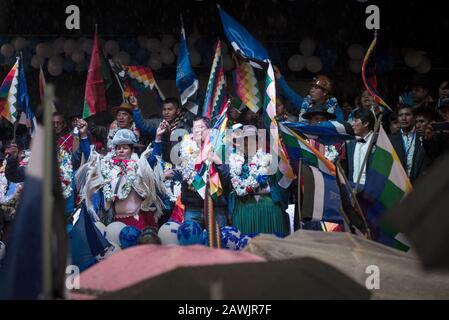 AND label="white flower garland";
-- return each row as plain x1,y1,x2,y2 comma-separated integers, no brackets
100,152,139,202
179,134,200,185
229,149,272,197
58,148,73,199
324,145,339,162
